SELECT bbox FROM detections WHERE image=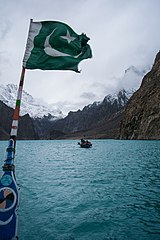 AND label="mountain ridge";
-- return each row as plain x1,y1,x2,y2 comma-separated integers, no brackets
0,88,133,140
0,100,38,140
0,84,63,119
49,89,133,139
